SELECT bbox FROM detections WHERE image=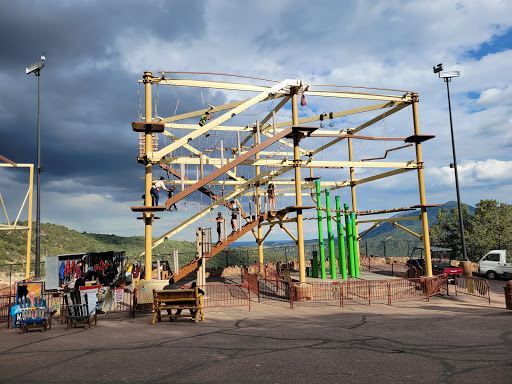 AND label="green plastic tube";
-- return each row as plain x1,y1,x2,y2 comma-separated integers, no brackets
335,196,347,279
315,181,326,279
325,189,336,279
